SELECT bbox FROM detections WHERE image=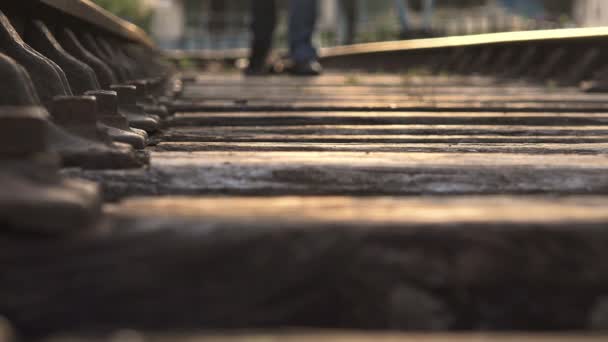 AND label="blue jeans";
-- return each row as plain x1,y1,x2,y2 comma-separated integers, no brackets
250,0,318,64
288,0,318,63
